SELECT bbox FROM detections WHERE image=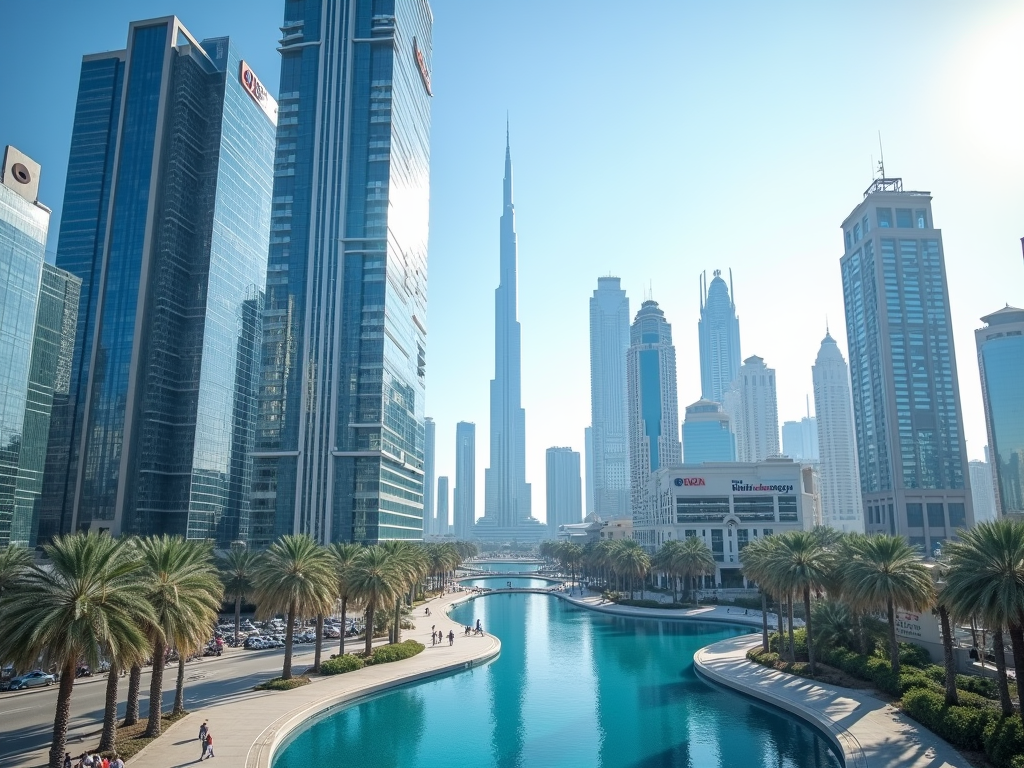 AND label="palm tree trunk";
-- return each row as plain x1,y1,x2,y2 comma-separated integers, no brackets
938,605,958,706
49,659,77,768
854,610,867,655
234,594,242,643
339,598,348,656
1007,619,1024,716
364,605,375,656
123,663,142,726
172,655,186,716
886,599,901,677
145,638,166,737
313,614,324,672
761,591,770,652
804,587,815,673
282,603,296,680
392,597,401,644
787,594,796,663
992,627,1013,716
99,664,119,751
